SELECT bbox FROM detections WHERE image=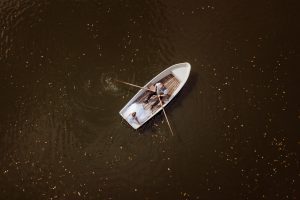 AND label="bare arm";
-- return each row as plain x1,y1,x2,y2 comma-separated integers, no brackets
134,116,140,124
